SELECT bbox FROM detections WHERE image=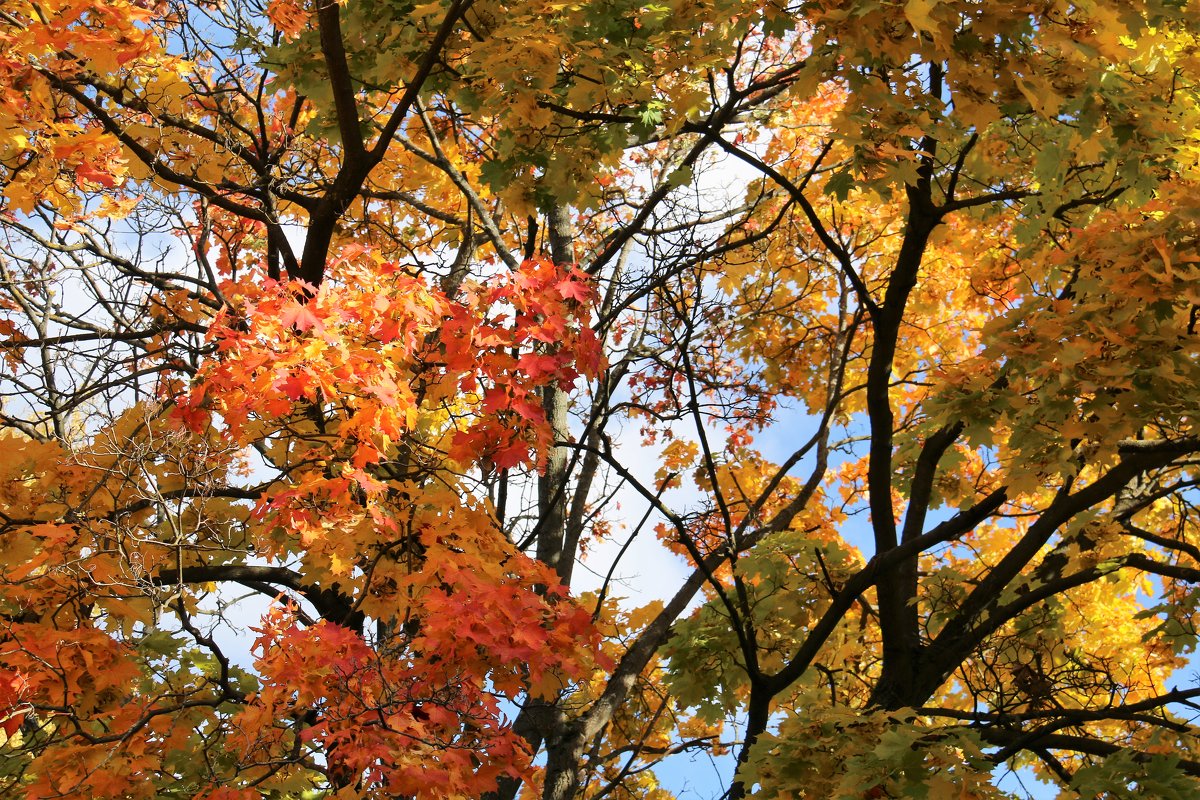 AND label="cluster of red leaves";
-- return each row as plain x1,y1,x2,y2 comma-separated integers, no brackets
238,610,527,798
0,623,160,800
235,577,602,798
178,255,601,475
0,670,28,738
